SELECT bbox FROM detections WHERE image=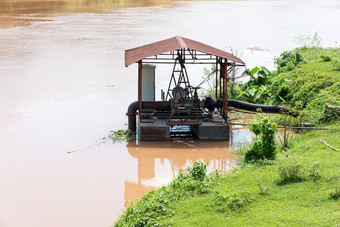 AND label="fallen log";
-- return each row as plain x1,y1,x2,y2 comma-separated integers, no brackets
325,103,340,112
